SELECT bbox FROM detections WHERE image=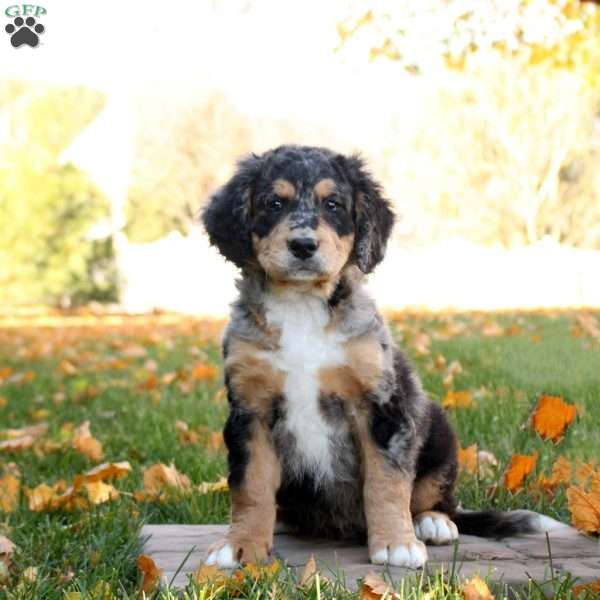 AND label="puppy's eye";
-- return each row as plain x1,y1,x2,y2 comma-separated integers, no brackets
268,197,284,212
325,197,340,212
